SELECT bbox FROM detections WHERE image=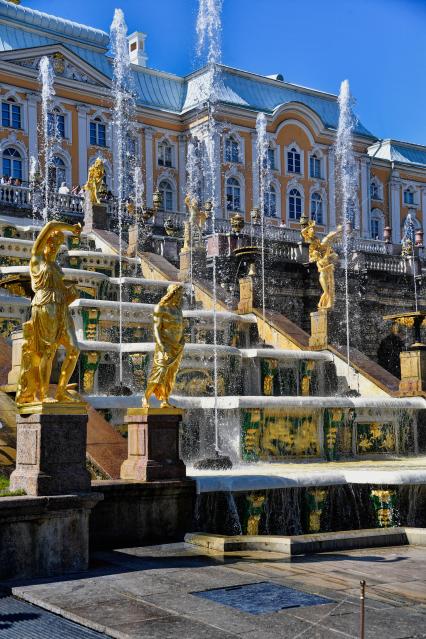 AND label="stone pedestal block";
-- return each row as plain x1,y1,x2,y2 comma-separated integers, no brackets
121,408,186,481
92,203,108,230
179,246,207,281
309,309,328,350
10,412,91,496
399,348,426,396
